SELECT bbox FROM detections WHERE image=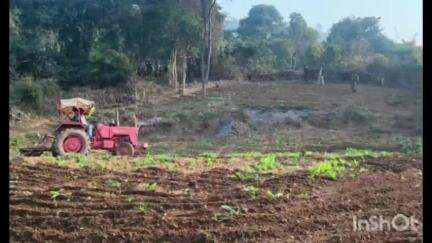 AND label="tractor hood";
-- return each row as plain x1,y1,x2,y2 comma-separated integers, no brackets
58,97,95,116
